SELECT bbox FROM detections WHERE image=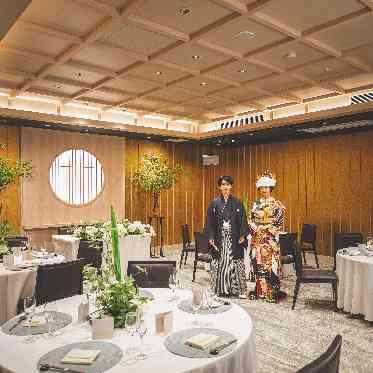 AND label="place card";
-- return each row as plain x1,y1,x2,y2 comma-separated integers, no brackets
91,316,114,340
155,311,173,336
61,348,101,365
